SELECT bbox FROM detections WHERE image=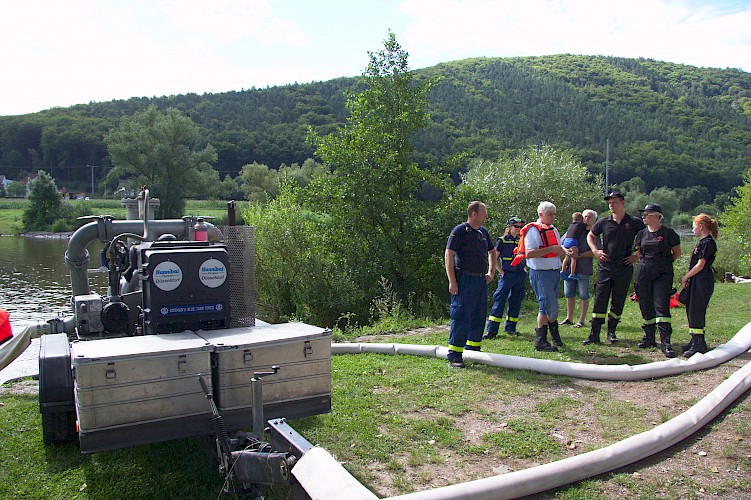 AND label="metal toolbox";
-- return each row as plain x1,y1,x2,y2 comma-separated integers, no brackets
198,323,332,419
71,332,213,432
